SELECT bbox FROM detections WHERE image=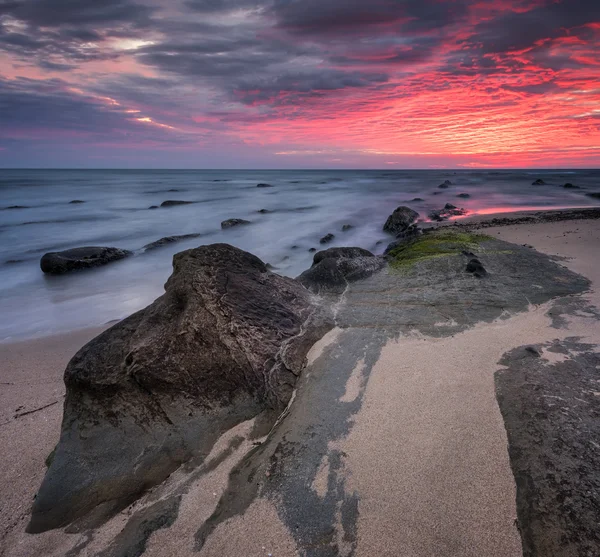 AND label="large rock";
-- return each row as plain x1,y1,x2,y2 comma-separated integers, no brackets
28,244,332,533
40,247,132,274
298,247,385,294
383,206,419,235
